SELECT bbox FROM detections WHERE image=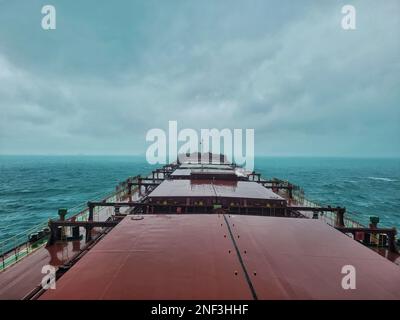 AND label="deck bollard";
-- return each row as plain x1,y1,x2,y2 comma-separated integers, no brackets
58,208,68,221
